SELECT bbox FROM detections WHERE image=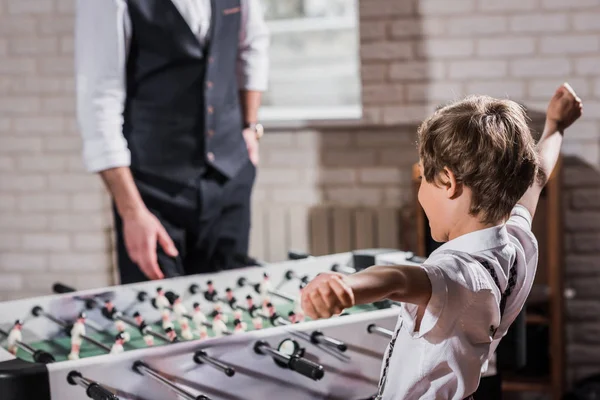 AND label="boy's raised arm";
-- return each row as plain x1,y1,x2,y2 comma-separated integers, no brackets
518,83,583,219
